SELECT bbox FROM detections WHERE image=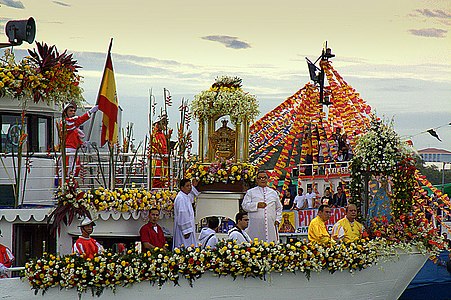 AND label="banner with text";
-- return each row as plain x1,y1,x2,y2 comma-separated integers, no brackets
279,208,346,235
